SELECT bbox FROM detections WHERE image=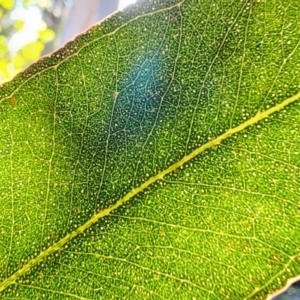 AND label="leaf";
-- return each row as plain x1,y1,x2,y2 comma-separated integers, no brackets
268,275,300,300
38,29,55,44
0,0,14,10
21,41,44,60
0,0,300,299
